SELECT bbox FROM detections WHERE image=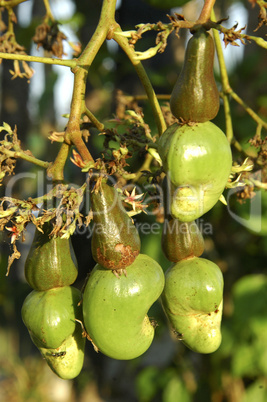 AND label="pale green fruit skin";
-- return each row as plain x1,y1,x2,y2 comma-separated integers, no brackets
158,122,232,222
21,286,82,349
161,257,223,353
82,254,165,360
34,326,85,380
